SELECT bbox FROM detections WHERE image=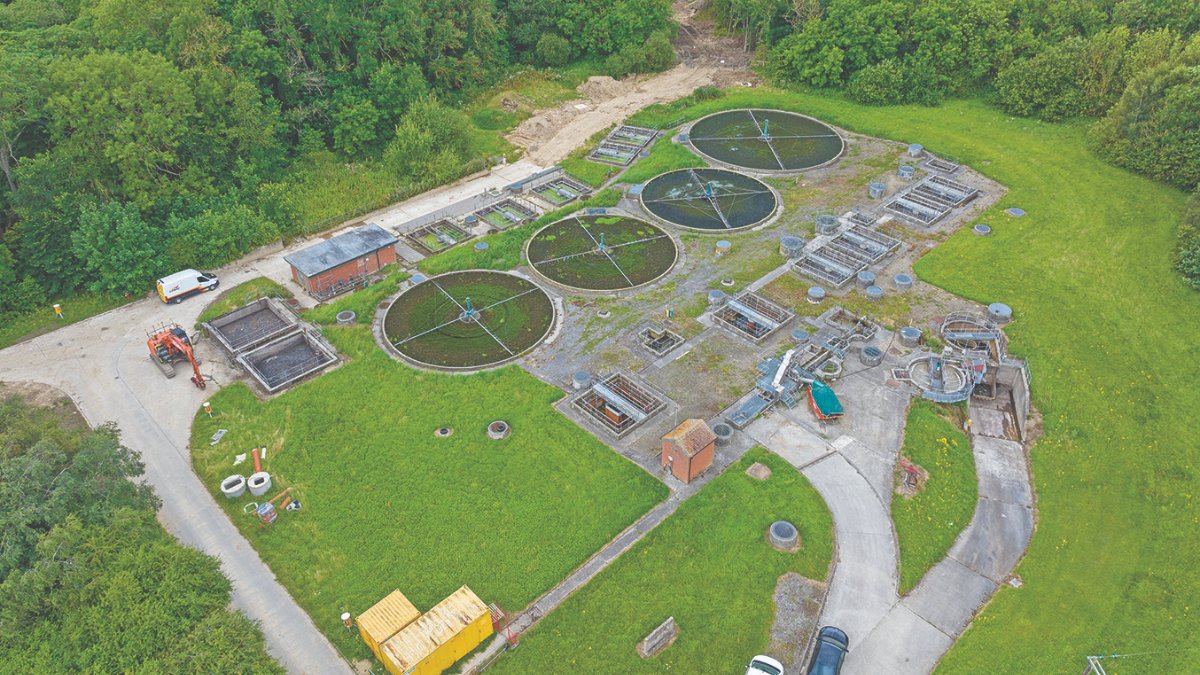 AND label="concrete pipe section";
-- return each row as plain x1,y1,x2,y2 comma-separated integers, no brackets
248,471,272,497
221,474,248,499
768,520,799,551
487,420,511,440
